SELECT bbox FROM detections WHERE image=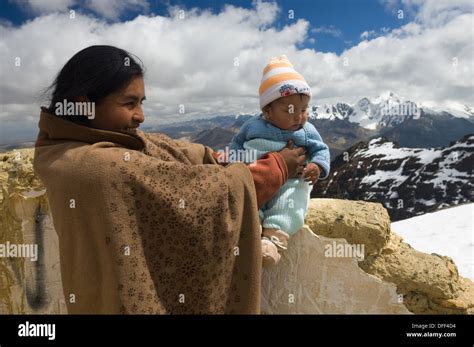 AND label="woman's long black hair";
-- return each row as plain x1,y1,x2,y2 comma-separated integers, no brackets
45,45,144,123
